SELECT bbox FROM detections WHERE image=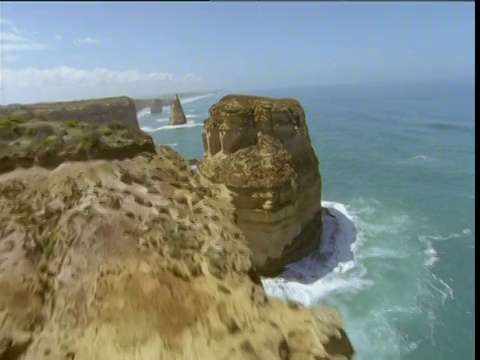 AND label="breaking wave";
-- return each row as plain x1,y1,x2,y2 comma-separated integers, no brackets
141,121,203,133
262,199,454,359
136,93,216,118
